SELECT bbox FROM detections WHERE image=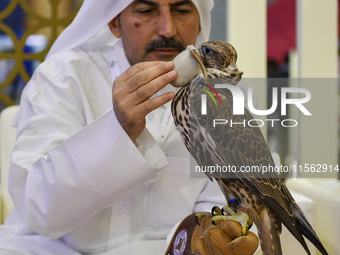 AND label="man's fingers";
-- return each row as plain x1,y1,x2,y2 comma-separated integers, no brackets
118,61,164,83
113,62,165,93
136,92,175,116
132,69,177,104
112,61,176,140
126,61,175,93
